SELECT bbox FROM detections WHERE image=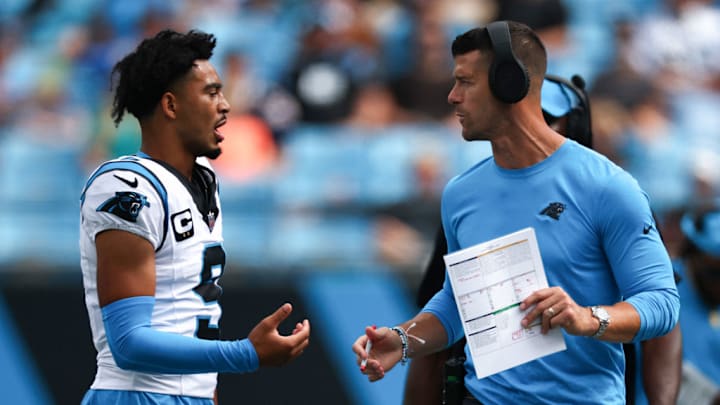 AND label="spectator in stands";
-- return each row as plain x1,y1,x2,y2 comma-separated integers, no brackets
496,0,603,83
390,3,458,122
211,51,280,184
625,0,720,93
285,0,382,125
590,70,694,226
